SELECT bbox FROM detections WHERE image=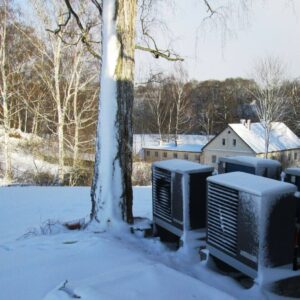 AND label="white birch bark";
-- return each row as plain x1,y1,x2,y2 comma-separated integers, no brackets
0,2,12,183
91,0,136,227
